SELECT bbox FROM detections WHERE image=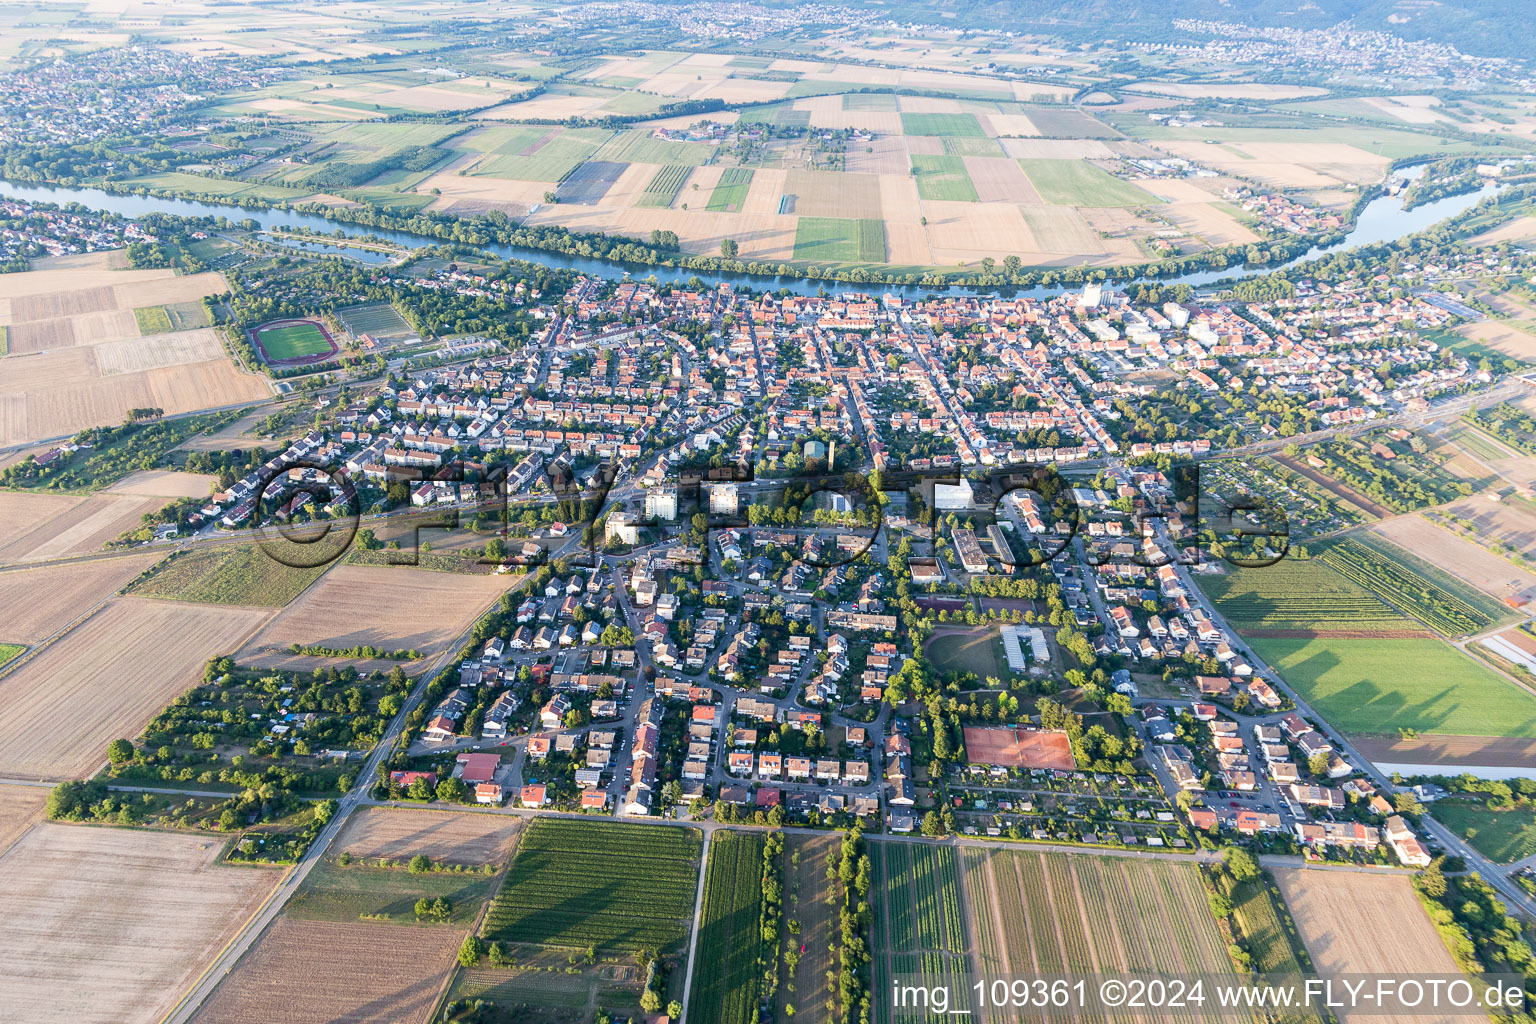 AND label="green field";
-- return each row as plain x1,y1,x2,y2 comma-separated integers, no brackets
1017,159,1155,207
845,92,898,111
286,858,495,927
255,321,333,361
793,217,886,261
925,627,1006,679
134,305,174,335
689,832,769,1024
131,546,328,606
910,154,979,202
707,167,754,212
594,128,712,165
941,136,1005,157
0,643,23,668
0,325,10,355
1431,798,1536,864
481,818,702,953
476,130,607,181
1202,558,1413,632
638,164,691,207
1251,636,1536,738
901,112,986,137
